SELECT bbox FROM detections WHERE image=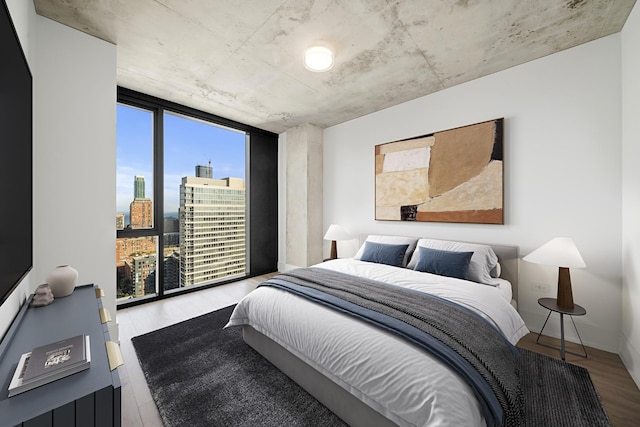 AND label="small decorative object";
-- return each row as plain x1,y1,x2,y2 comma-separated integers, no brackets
46,265,78,298
30,284,54,307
